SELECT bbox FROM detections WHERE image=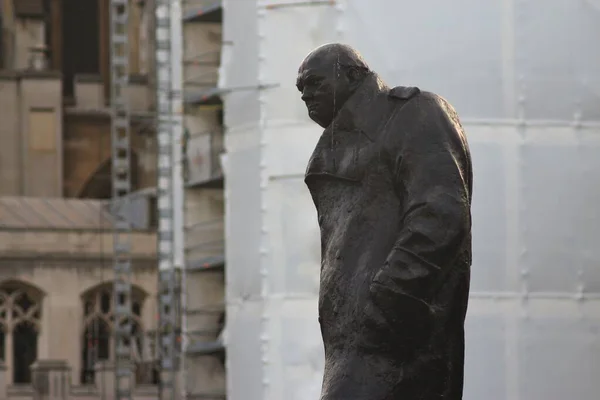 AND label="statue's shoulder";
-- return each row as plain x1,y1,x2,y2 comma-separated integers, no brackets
388,86,421,100
389,88,449,112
